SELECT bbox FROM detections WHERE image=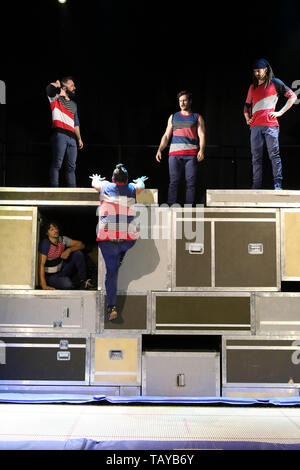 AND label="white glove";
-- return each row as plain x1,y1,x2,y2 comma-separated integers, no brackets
132,176,148,187
89,174,106,186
